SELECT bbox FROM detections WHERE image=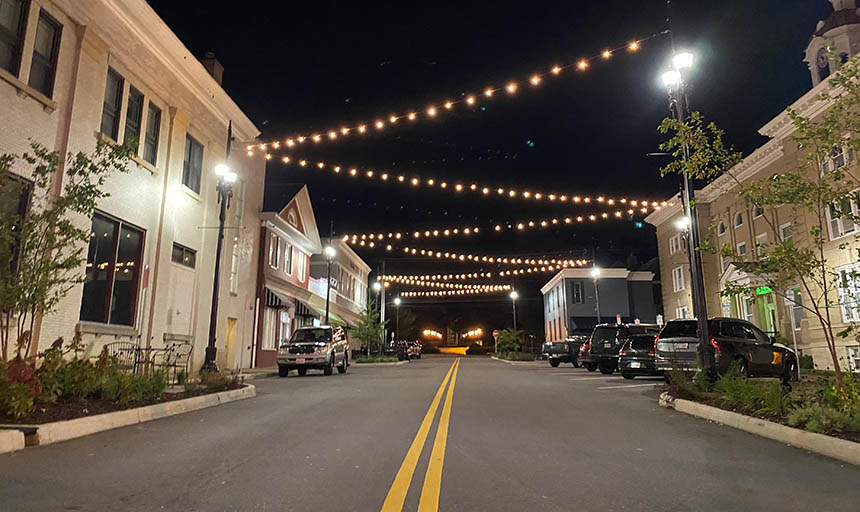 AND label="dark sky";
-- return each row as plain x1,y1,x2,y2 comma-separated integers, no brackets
148,0,834,339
